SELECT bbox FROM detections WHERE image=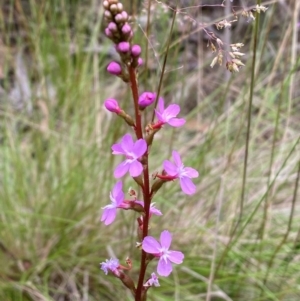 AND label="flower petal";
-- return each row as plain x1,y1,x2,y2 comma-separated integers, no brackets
165,104,180,117
114,161,130,178
111,143,124,155
158,97,164,112
168,118,186,127
163,160,178,176
129,161,143,177
168,251,184,264
142,236,161,254
101,208,117,225
180,177,196,195
172,151,182,167
121,134,134,153
155,110,165,123
157,257,172,277
133,139,147,158
112,181,123,197
184,167,199,178
160,230,172,249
